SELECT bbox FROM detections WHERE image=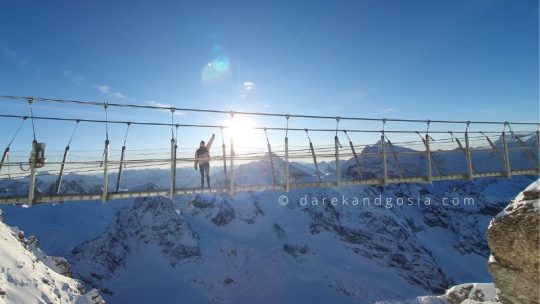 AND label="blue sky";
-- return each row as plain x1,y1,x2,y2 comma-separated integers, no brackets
0,0,538,155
